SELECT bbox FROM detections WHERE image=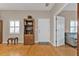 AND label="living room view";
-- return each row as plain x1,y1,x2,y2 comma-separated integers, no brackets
0,3,77,56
